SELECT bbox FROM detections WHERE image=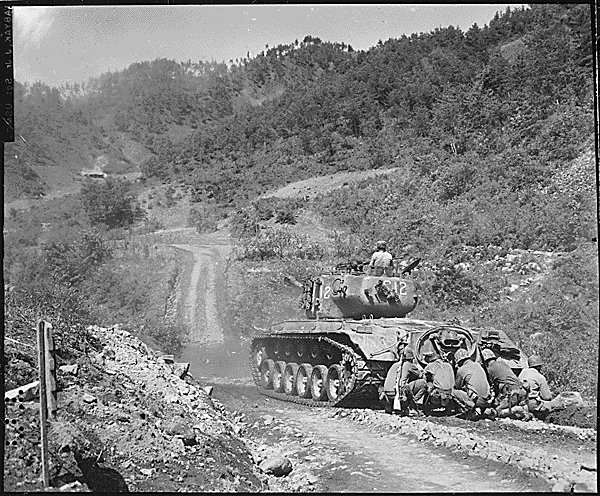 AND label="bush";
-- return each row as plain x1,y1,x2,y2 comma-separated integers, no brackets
81,178,144,229
236,227,324,261
188,204,221,233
